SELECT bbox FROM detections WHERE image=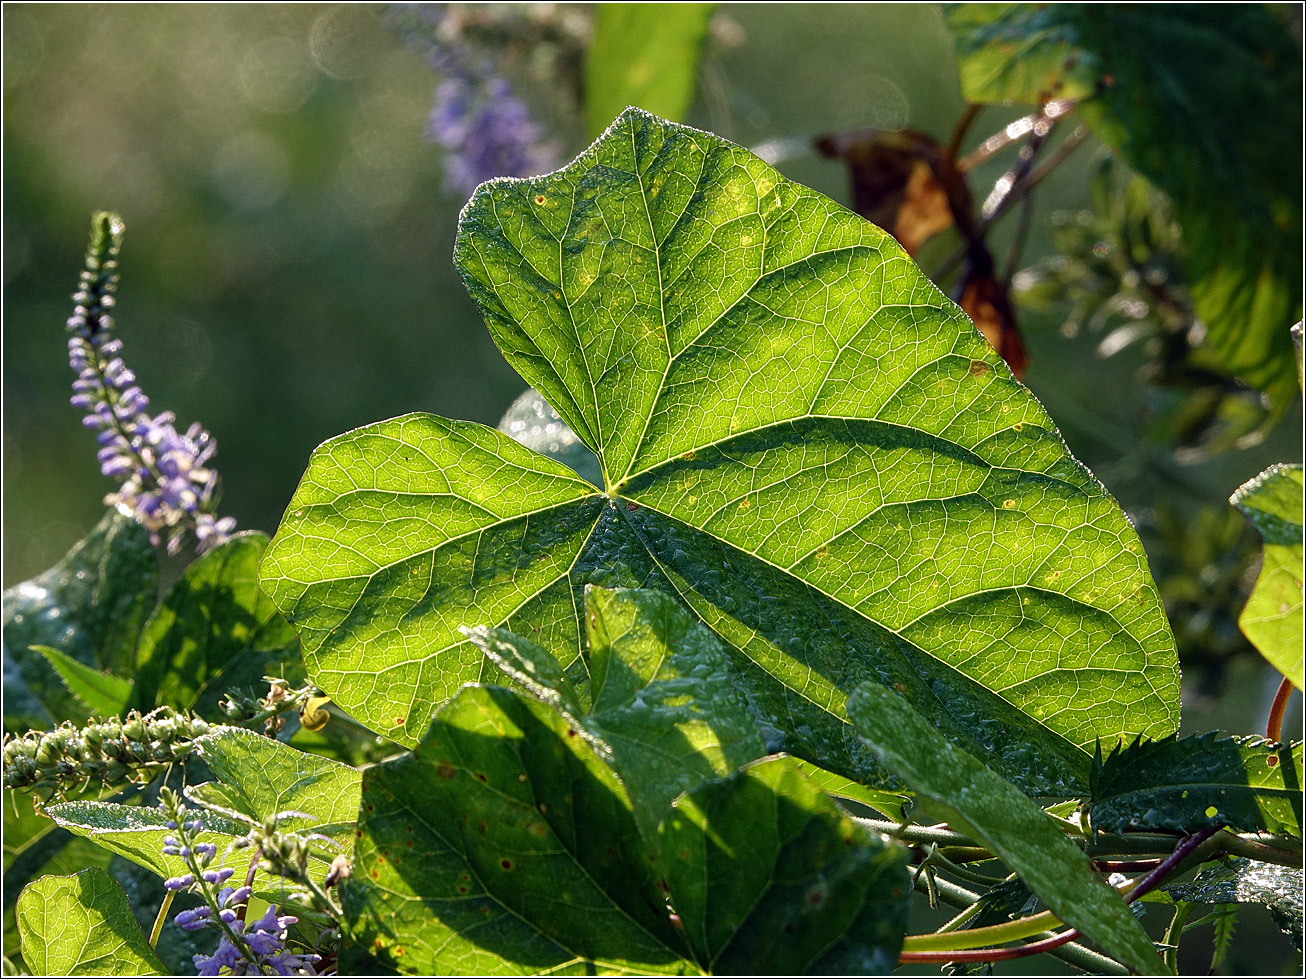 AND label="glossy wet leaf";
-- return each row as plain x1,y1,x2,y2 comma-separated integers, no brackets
43,800,247,882
585,4,715,139
1232,464,1304,690
31,645,132,718
263,108,1179,795
344,684,691,975
847,682,1166,975
2,510,156,731
659,755,911,974
134,533,299,712
469,585,766,842
1089,733,1303,838
1167,858,1303,951
188,726,361,847
946,4,1303,409
42,799,314,906
15,867,166,976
